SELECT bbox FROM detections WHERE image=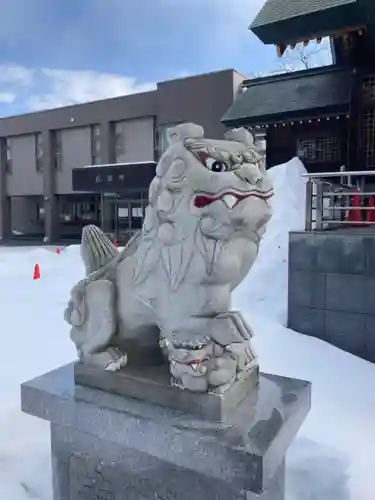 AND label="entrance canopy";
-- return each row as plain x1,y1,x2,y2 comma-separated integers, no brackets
72,161,157,192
